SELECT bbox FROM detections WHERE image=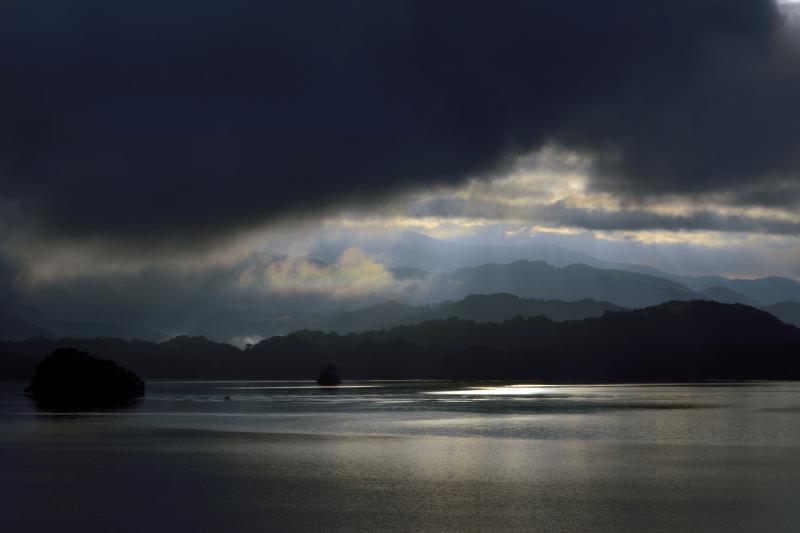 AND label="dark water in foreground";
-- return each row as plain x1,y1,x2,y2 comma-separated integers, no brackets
2,381,800,532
